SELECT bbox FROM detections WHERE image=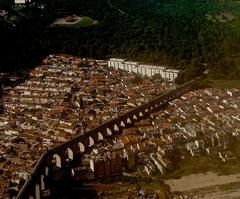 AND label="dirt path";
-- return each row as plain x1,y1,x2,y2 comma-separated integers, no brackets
165,172,240,192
